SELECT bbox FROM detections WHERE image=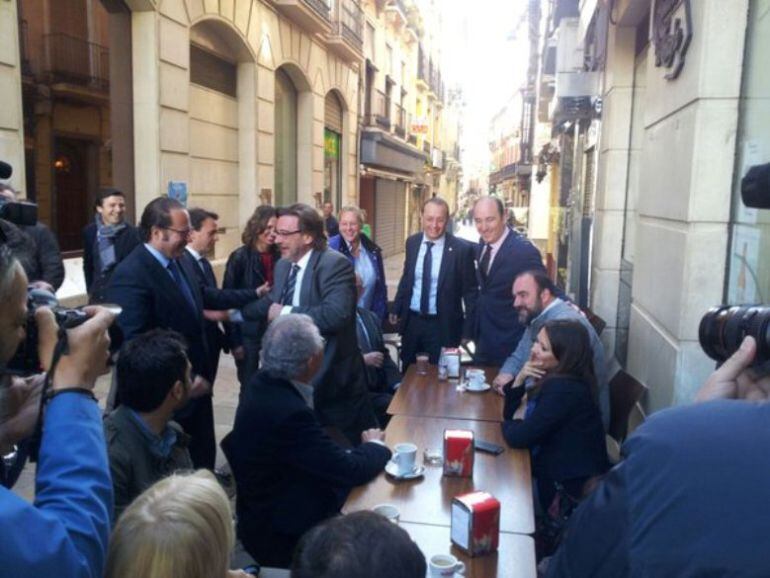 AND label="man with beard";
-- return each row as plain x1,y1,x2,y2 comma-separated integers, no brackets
491,270,609,429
